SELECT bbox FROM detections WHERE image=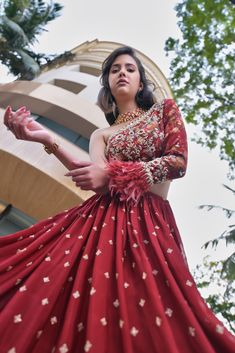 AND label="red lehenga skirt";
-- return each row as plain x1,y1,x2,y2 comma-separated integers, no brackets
0,192,234,353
